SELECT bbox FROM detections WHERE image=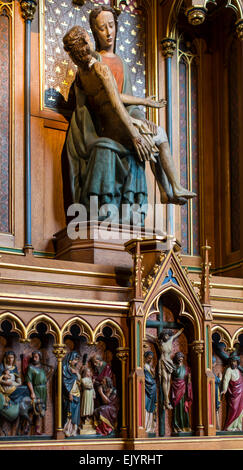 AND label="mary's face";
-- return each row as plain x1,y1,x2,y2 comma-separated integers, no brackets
6,354,15,366
94,11,116,52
